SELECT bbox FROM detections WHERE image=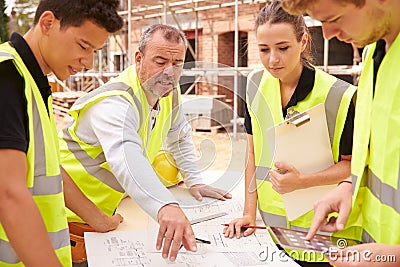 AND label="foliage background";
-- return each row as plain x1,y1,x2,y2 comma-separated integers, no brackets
0,0,9,42
12,0,38,34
